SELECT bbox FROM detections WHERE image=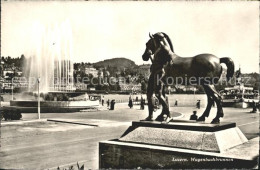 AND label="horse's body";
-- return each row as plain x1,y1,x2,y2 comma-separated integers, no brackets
164,54,224,84
142,32,234,123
